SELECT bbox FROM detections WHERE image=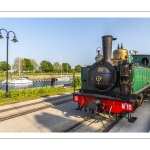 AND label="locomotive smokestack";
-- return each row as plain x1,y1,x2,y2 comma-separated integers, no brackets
102,35,117,62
